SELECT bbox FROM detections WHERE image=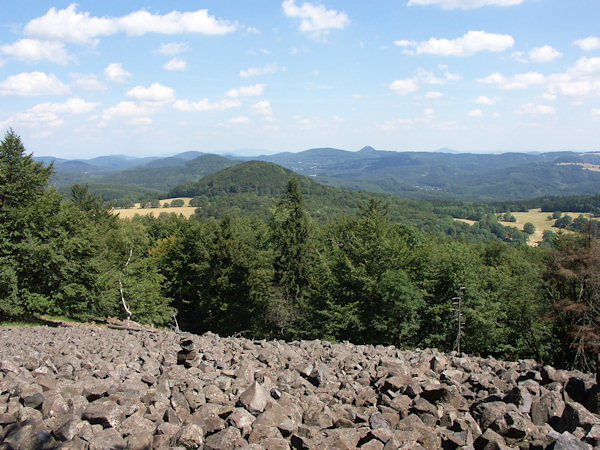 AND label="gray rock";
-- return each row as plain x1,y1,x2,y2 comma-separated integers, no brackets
83,399,126,428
